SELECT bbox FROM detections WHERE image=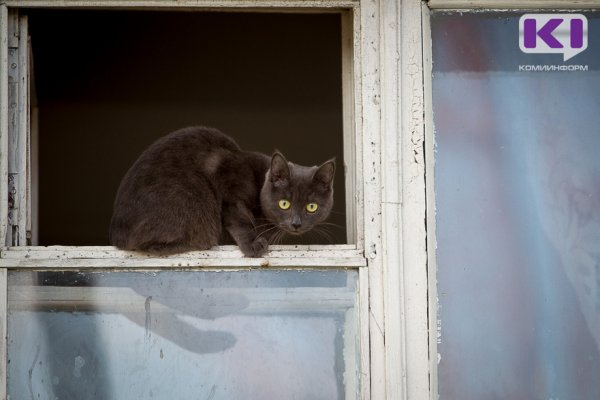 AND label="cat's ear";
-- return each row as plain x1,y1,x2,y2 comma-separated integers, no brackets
270,152,290,187
313,158,336,189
